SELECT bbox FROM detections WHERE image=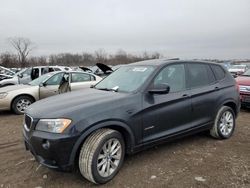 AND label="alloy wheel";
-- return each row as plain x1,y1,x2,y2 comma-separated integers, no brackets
97,138,122,178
